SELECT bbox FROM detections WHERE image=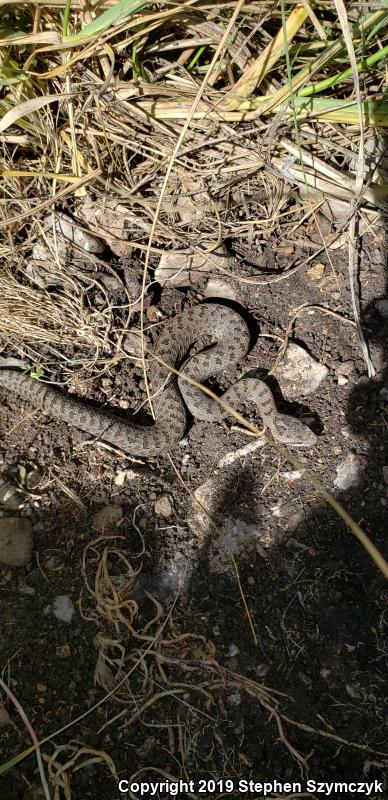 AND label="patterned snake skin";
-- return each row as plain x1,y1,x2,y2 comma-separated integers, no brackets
0,304,317,455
